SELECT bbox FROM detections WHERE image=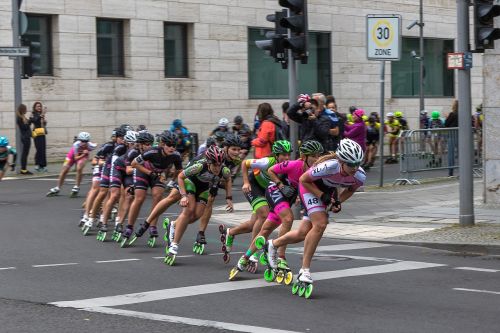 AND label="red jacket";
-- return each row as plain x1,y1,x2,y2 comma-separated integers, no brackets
251,120,276,158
